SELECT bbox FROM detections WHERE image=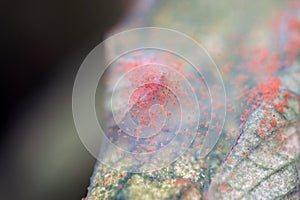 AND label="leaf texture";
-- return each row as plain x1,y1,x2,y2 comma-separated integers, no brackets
209,65,300,200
